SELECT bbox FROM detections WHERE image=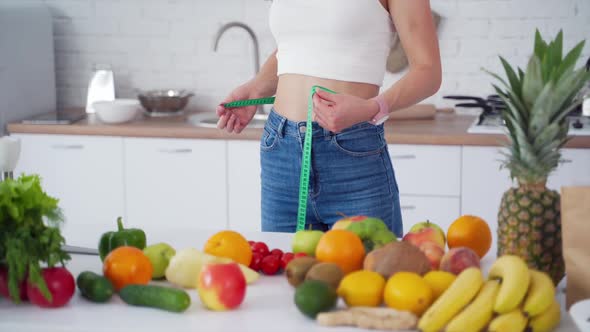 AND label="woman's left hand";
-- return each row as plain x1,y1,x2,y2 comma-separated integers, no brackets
312,89,379,133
